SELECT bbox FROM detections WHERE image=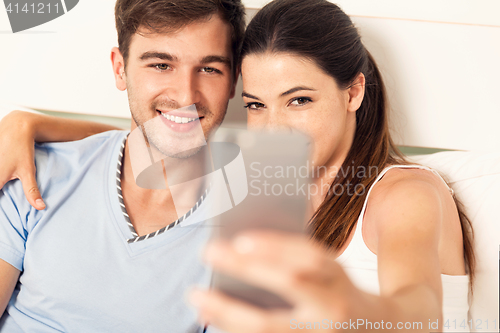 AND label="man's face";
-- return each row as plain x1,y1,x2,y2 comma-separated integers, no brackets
115,14,235,158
